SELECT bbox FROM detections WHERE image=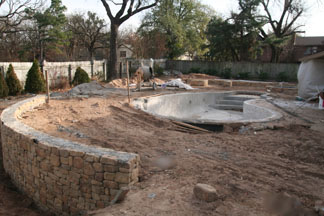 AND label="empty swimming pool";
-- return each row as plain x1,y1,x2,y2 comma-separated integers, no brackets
132,91,282,124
